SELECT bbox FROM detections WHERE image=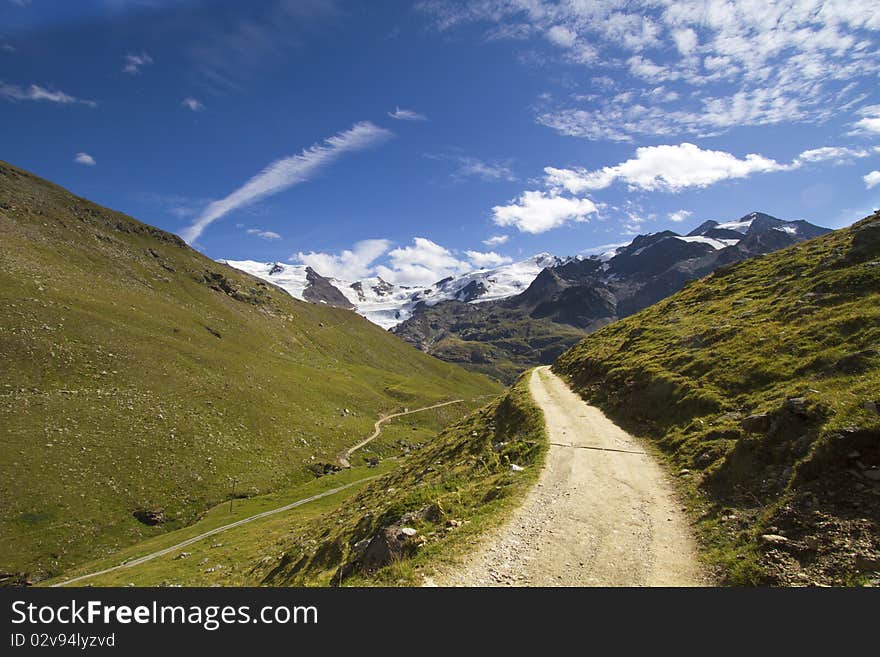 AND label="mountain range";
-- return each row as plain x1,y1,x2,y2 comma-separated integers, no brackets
225,212,830,381
221,252,565,329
